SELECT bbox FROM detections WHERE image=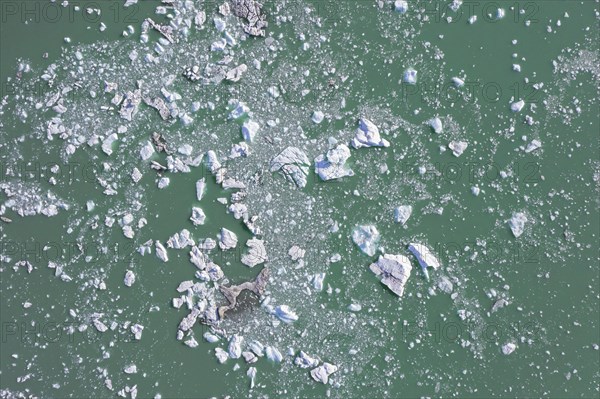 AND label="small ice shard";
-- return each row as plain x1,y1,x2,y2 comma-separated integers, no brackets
448,141,468,157
249,341,265,357
155,241,169,262
437,276,453,294
310,363,338,384
218,228,238,250
502,342,516,355
313,273,325,291
294,351,319,369
394,205,412,225
247,367,257,389
140,141,155,160
311,111,324,124
102,133,118,156
228,335,243,359
288,246,305,261
513,64,521,72
225,64,248,82
511,100,525,112
204,332,219,343
265,346,283,363
403,68,417,84
241,120,259,142
452,77,465,87
228,100,249,119
123,364,137,374
497,8,505,19
130,324,143,340
471,186,481,196
157,177,170,189
408,243,440,279
352,225,380,256
509,212,527,238
190,207,206,225
243,351,258,364
205,151,221,174
429,117,443,134
348,303,362,312
314,144,354,181
369,254,412,297
525,139,541,153
167,229,195,249
274,305,298,323
394,0,408,13
215,347,229,363
241,238,268,267
185,336,199,348
93,318,108,332
196,178,206,201
124,270,135,287
269,147,310,188
351,118,390,149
